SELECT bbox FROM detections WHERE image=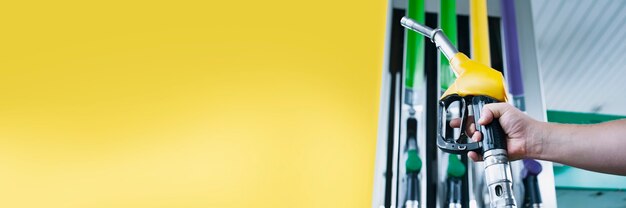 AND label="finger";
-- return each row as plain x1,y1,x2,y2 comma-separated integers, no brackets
467,123,476,136
450,118,461,128
468,151,483,161
478,103,511,125
470,131,482,142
